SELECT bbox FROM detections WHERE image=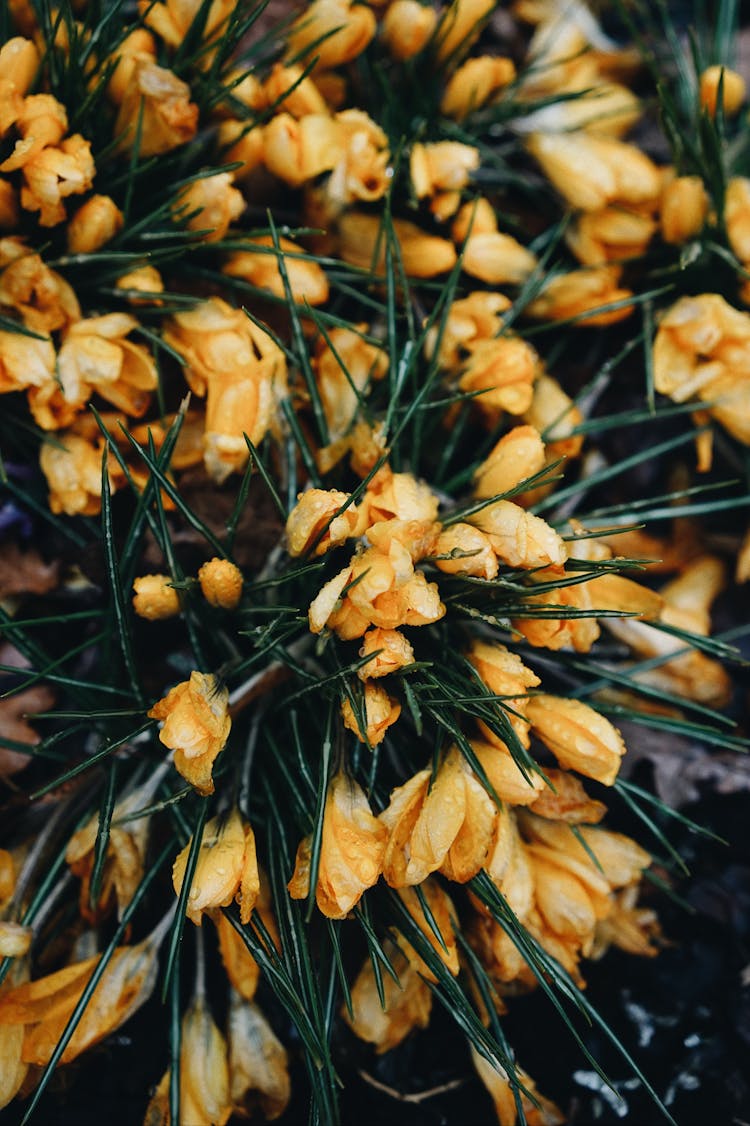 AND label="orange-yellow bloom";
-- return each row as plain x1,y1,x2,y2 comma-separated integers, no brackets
176,172,244,242
0,244,80,334
224,235,329,304
286,0,376,70
288,772,387,918
357,627,415,679
474,425,546,499
313,323,389,439
67,194,123,253
338,212,457,277
527,265,634,327
700,65,746,117
115,60,198,157
660,175,709,245
57,312,158,417
344,942,432,1052
382,0,437,60
467,639,541,749
527,133,661,212
172,808,259,925
441,55,516,119
468,499,567,569
286,489,360,557
149,671,231,796
341,680,402,745
526,695,626,785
